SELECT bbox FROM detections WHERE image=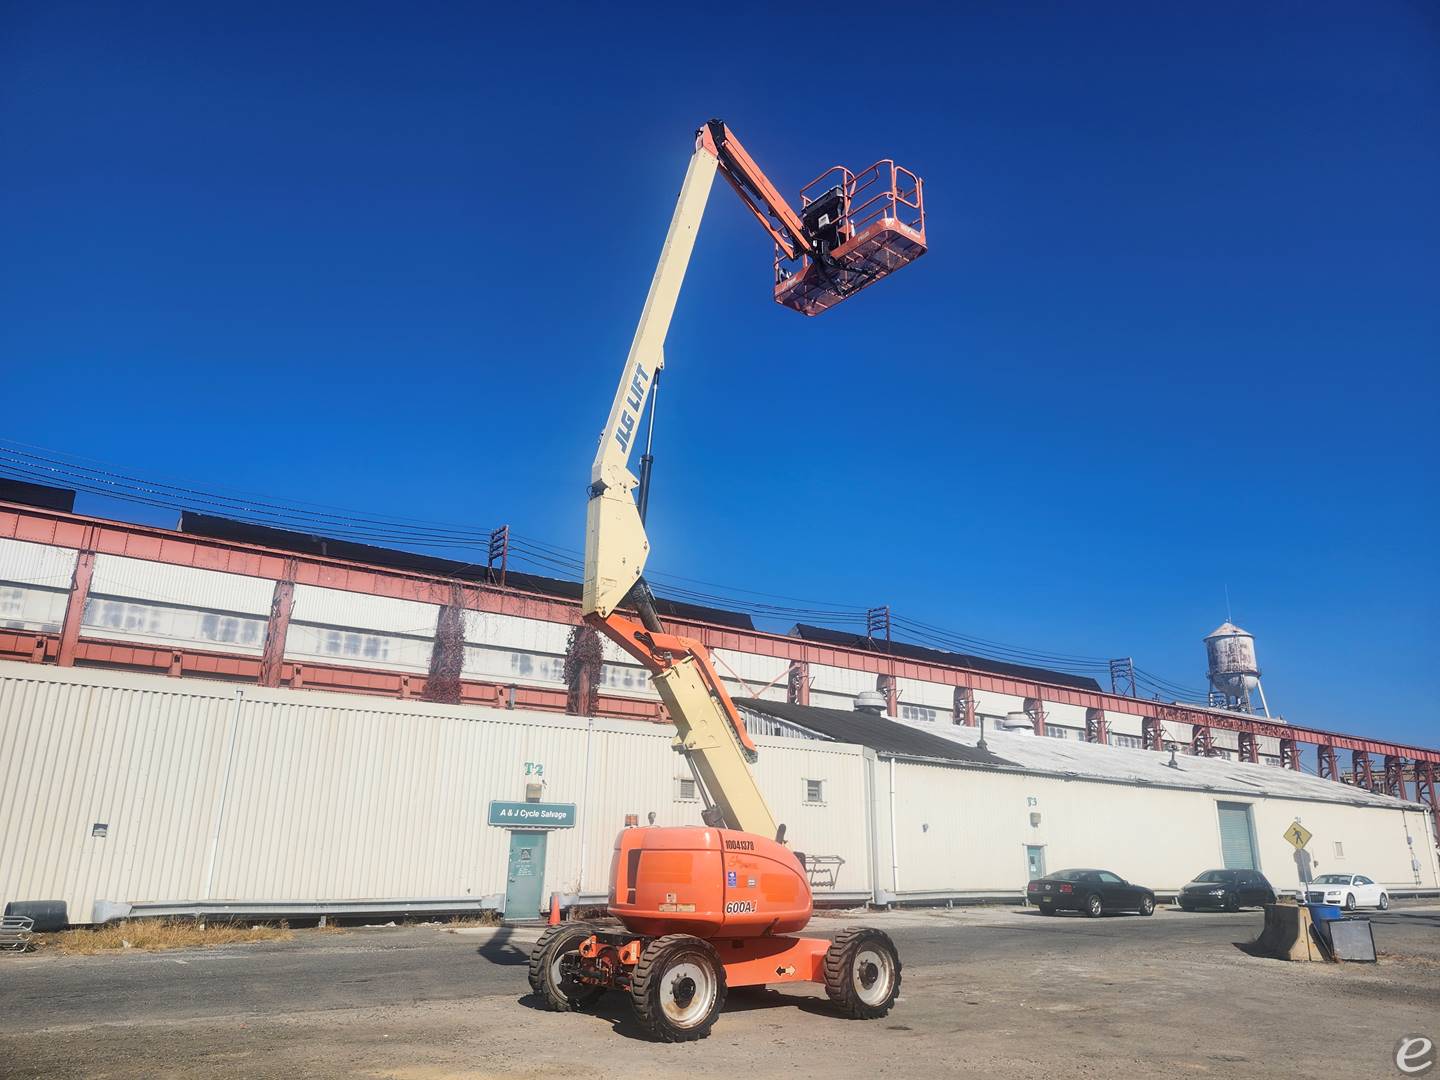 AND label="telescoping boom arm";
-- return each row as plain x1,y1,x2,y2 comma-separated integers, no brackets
583,121,925,839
